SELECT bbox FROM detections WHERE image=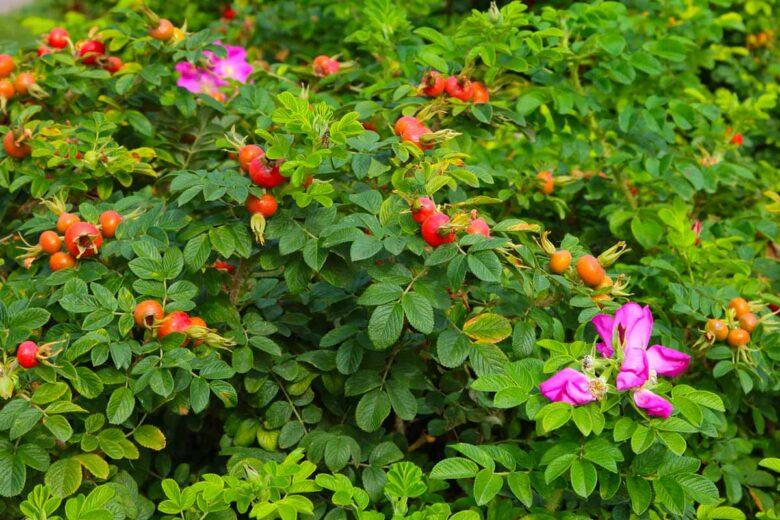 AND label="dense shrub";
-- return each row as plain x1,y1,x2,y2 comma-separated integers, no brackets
0,1,778,518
